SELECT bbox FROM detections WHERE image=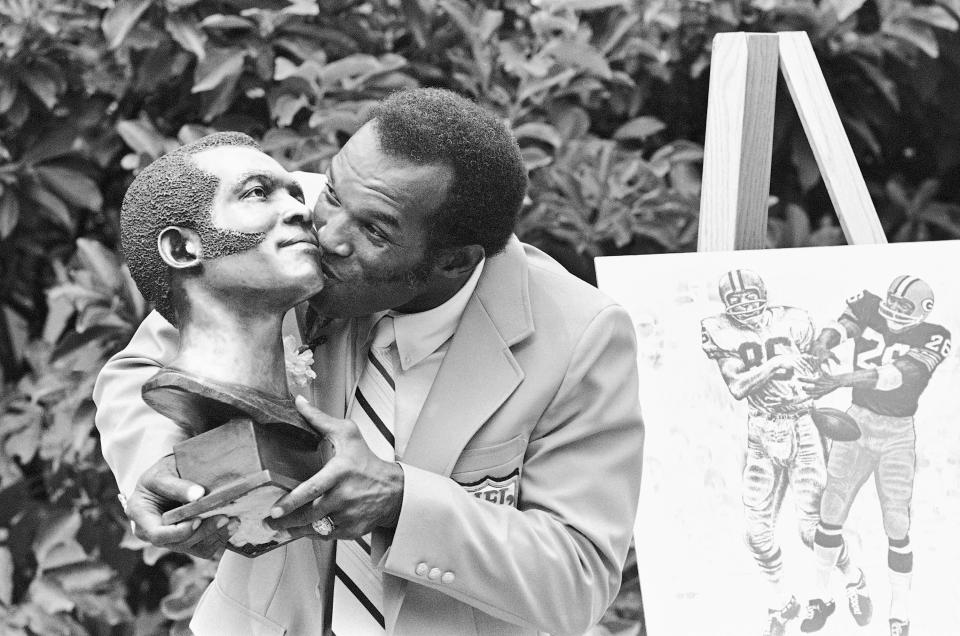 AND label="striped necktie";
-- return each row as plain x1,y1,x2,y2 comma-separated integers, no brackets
333,316,396,634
